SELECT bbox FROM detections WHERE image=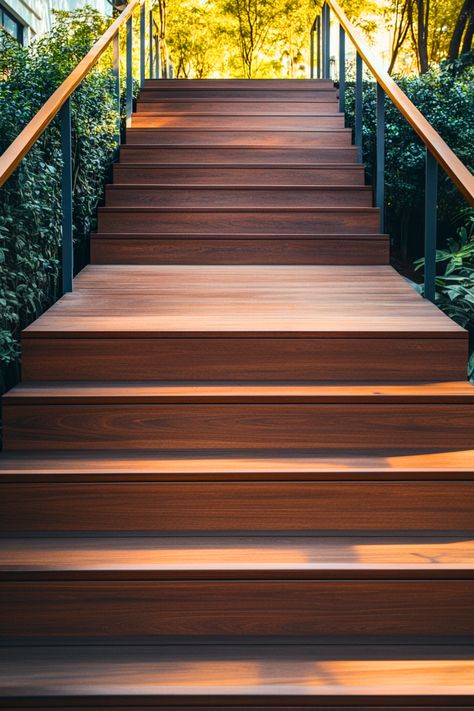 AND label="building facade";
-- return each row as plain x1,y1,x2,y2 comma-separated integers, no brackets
1,0,113,44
